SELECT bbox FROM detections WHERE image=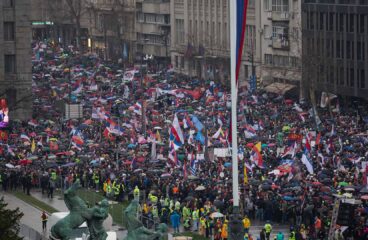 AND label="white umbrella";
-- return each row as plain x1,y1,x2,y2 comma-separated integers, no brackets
210,212,224,218
195,185,206,191
5,163,14,168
